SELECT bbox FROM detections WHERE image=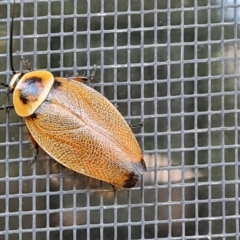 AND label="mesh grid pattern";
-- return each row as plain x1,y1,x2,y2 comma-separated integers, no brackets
0,0,240,239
